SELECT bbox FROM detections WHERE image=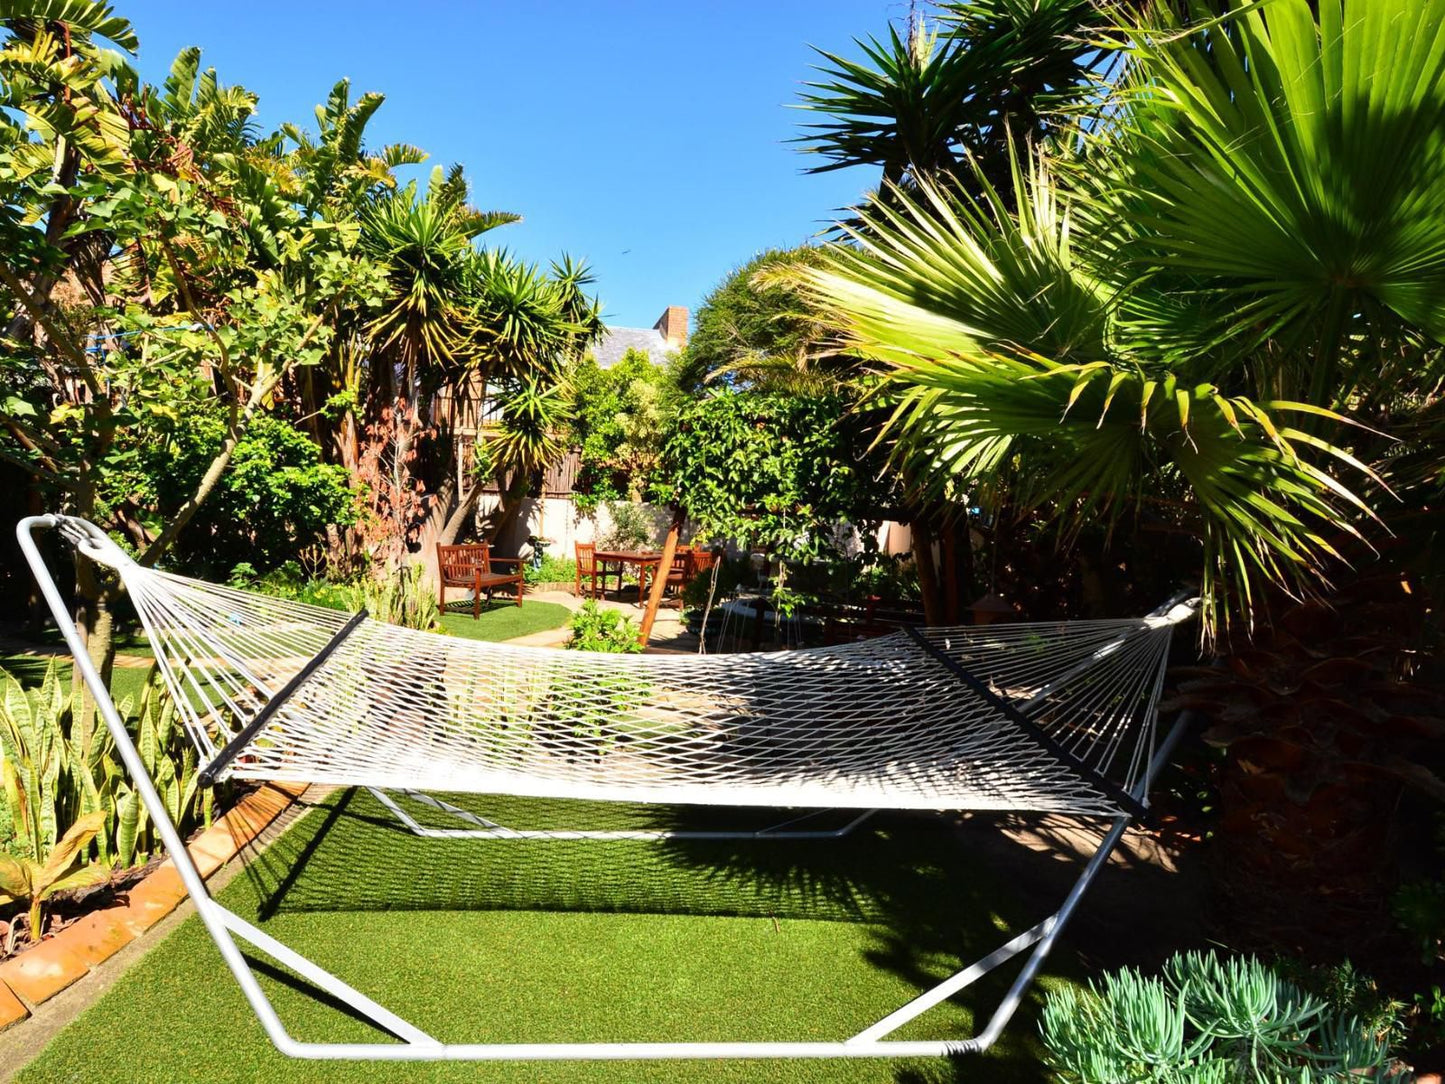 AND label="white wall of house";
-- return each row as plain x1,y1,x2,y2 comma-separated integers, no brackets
475,494,906,569
477,496,689,562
